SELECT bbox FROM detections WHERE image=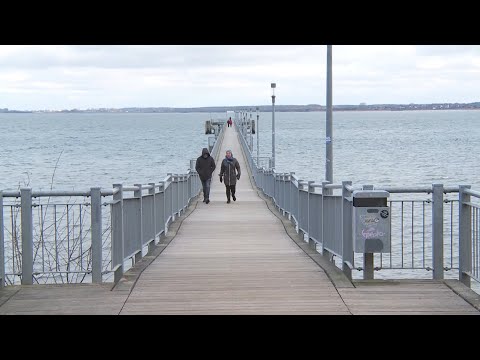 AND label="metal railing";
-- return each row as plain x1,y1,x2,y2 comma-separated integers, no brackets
235,115,480,291
0,121,226,287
